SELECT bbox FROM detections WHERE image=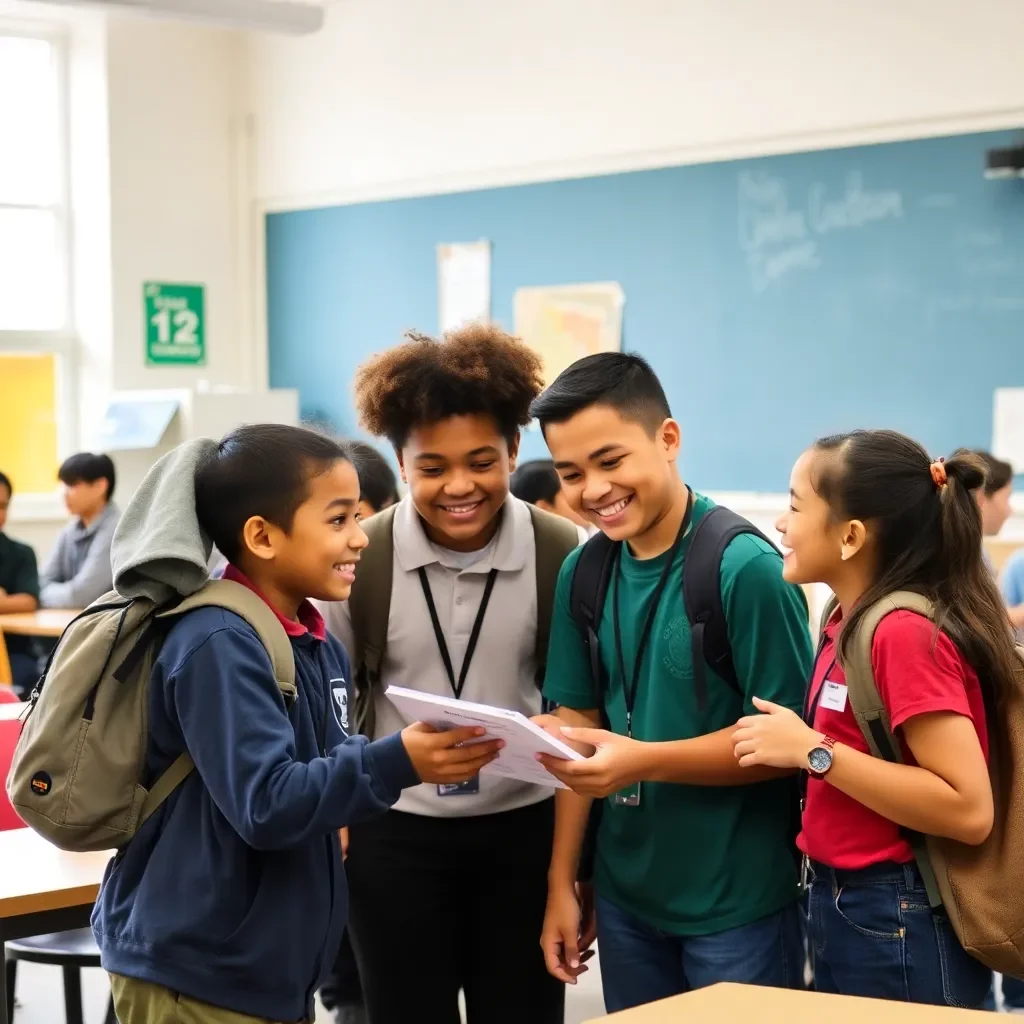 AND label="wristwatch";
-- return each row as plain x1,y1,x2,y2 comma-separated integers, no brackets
807,735,836,778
